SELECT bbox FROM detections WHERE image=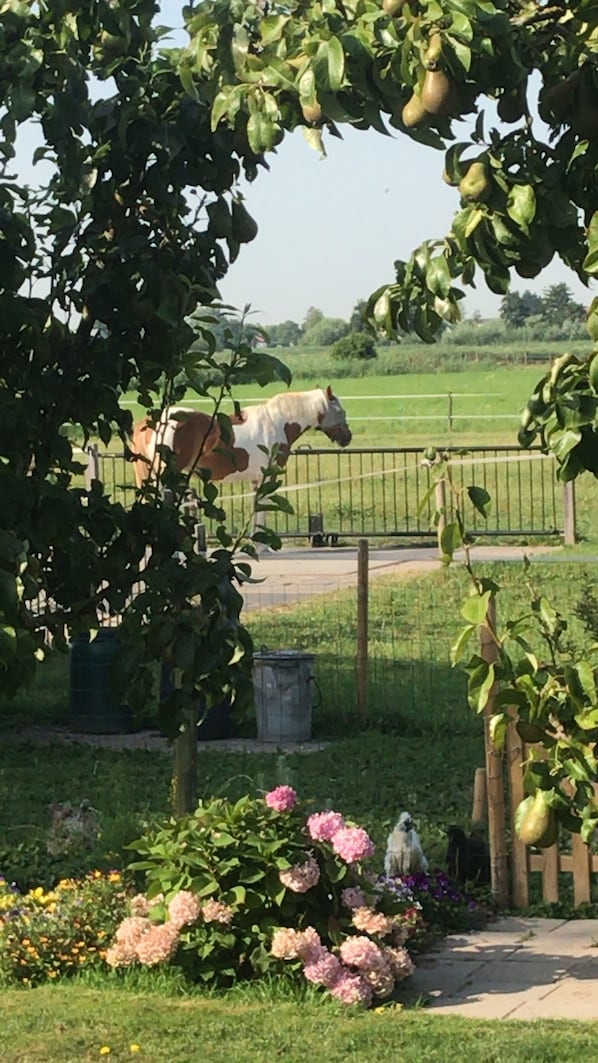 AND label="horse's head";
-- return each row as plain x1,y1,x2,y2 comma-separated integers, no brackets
318,385,352,447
